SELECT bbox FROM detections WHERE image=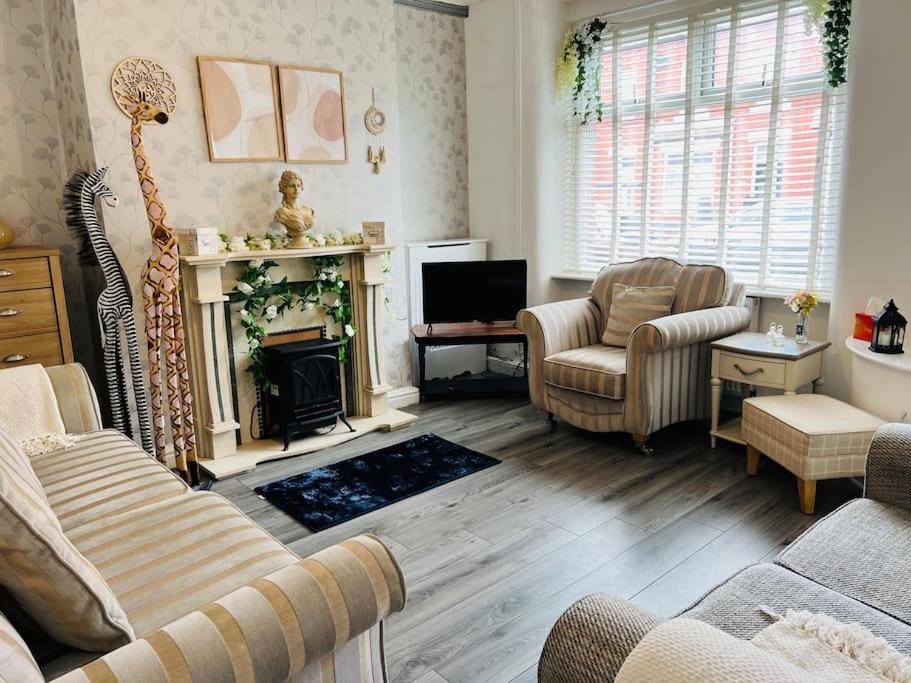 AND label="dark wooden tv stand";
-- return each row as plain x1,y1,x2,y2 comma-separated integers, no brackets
410,322,528,401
